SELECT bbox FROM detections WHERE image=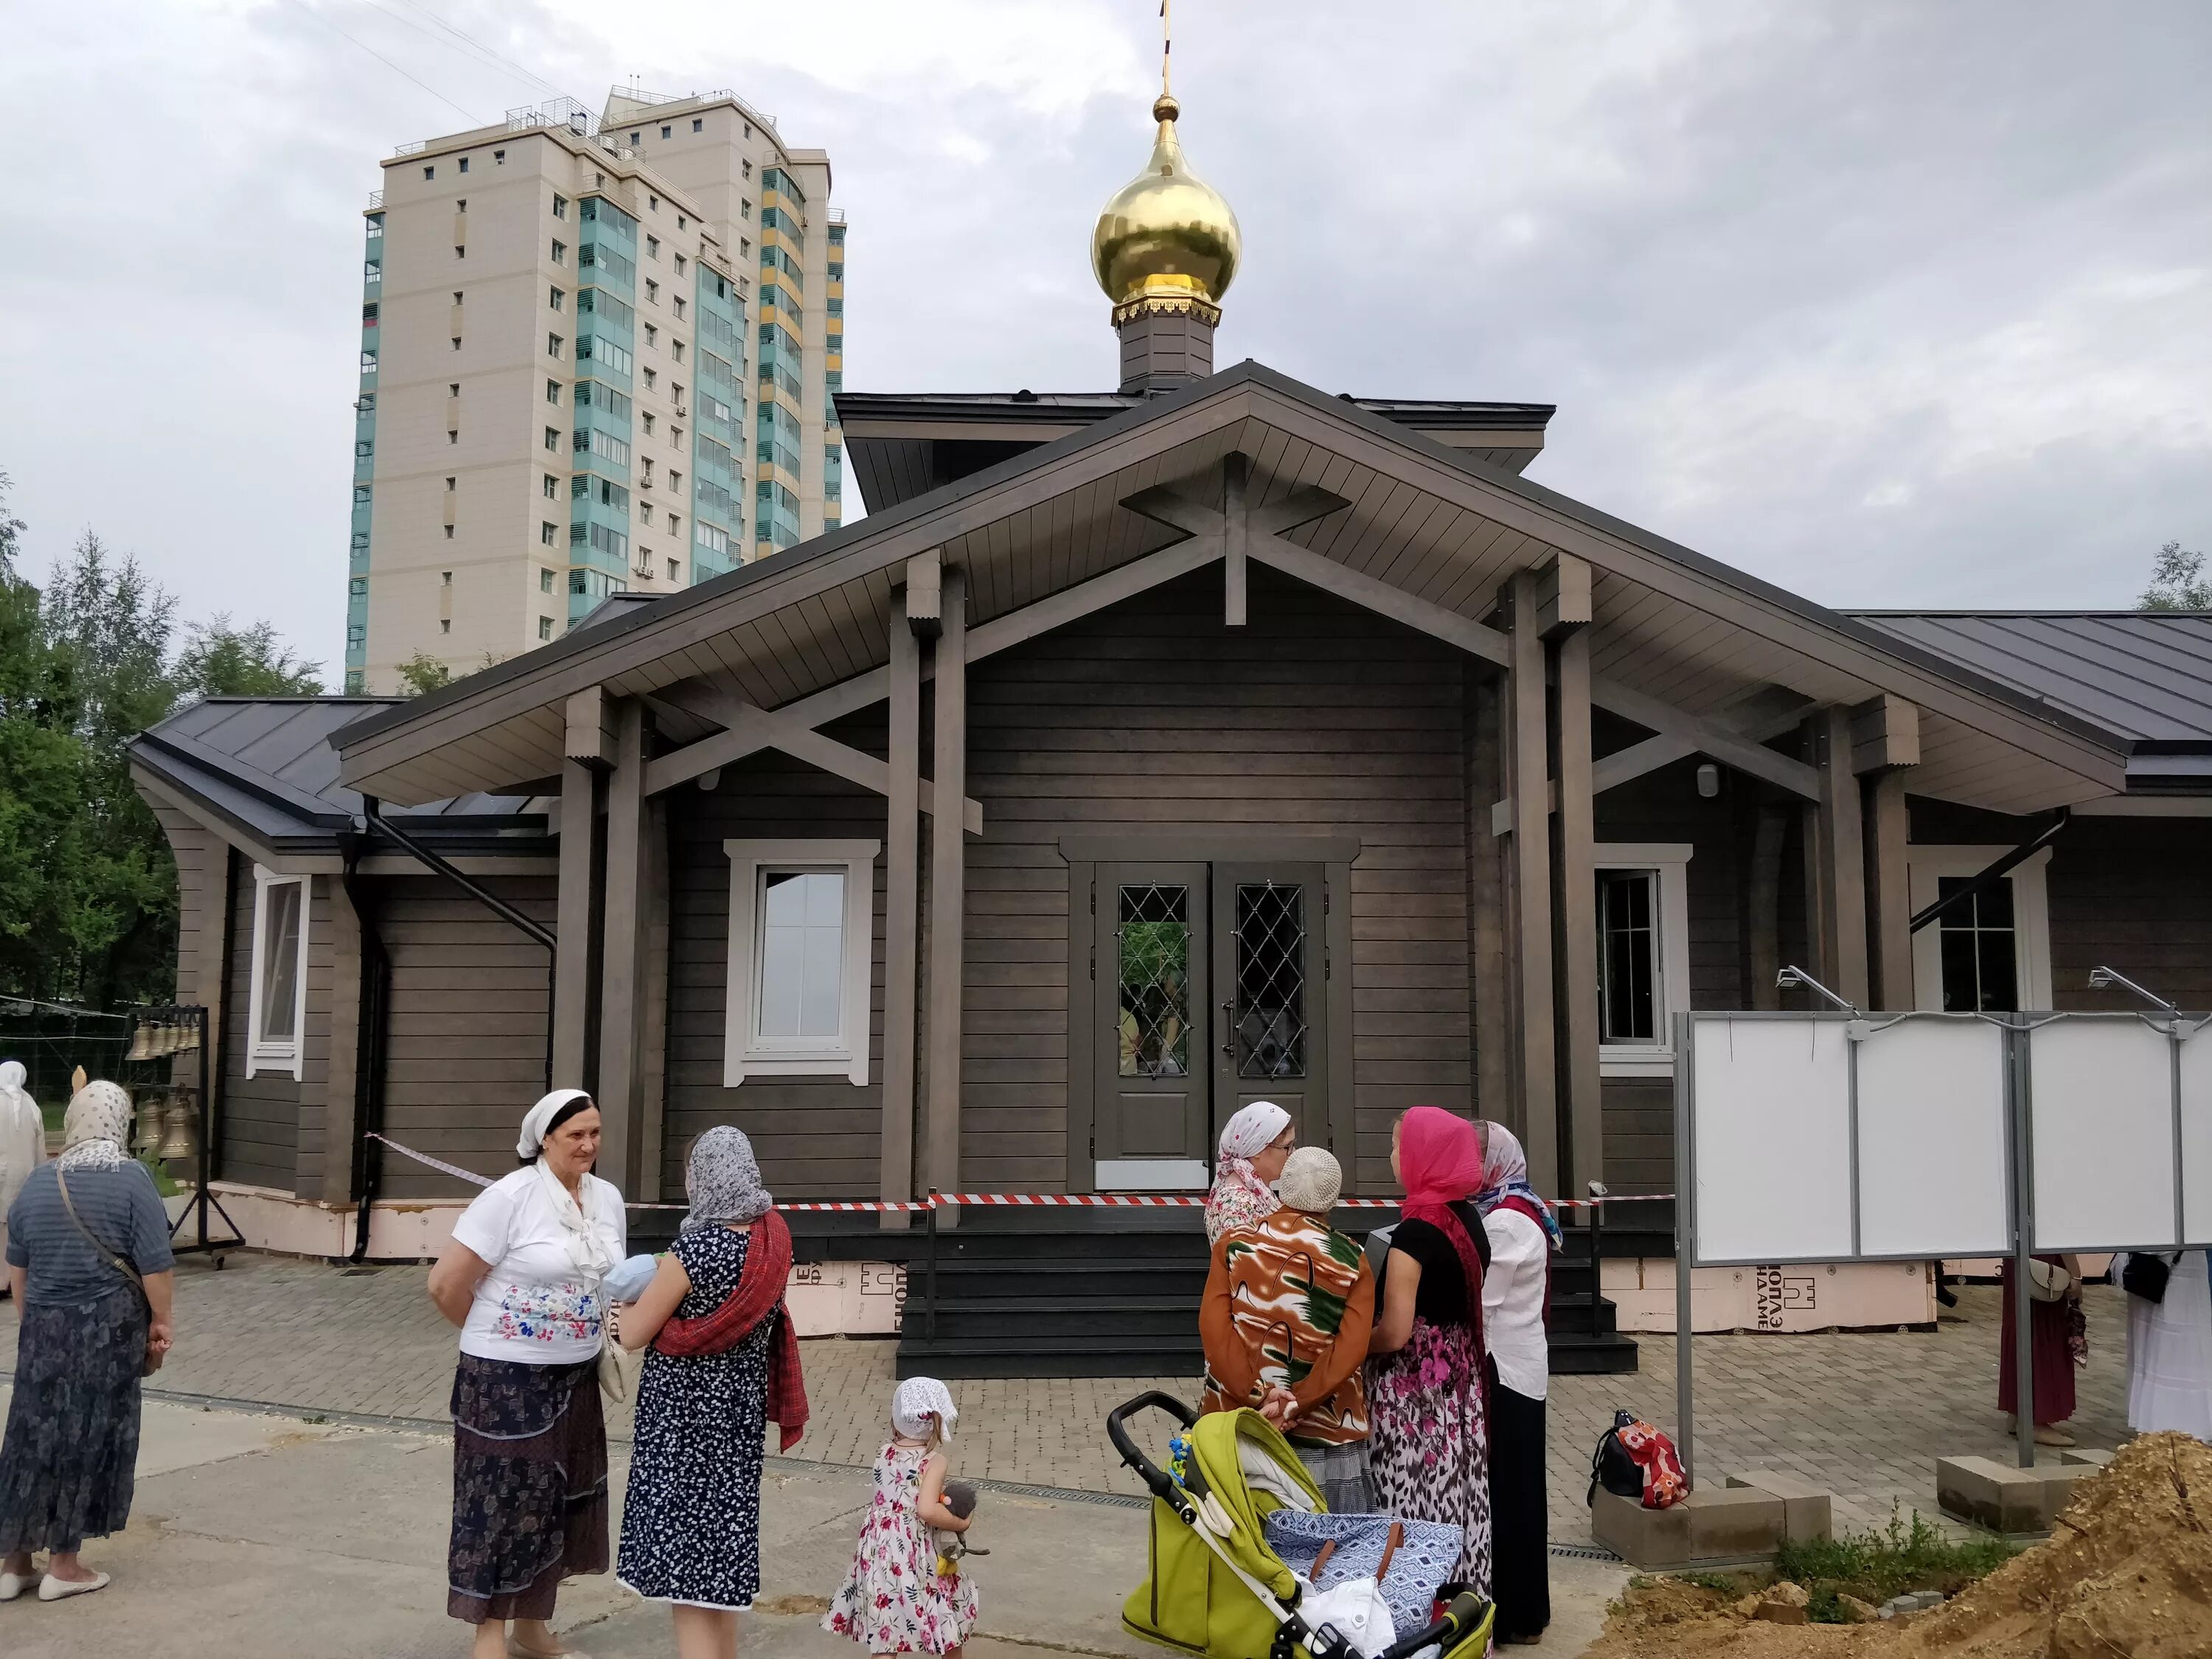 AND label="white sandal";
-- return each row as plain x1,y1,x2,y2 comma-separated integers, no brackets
38,1571,110,1601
